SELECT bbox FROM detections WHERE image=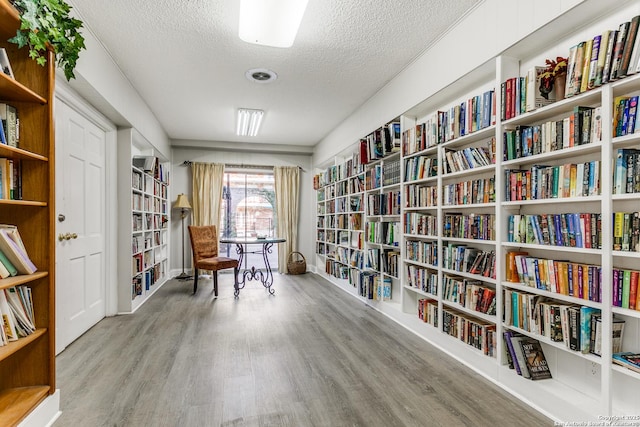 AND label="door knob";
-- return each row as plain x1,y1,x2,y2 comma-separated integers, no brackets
58,233,65,241
71,233,78,239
